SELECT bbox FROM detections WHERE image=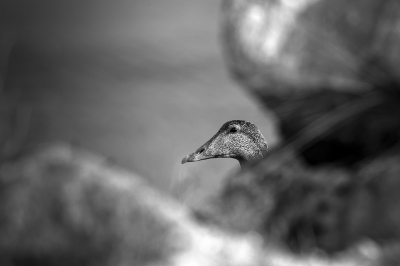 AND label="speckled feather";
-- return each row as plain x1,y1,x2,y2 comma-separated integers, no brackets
182,120,268,167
